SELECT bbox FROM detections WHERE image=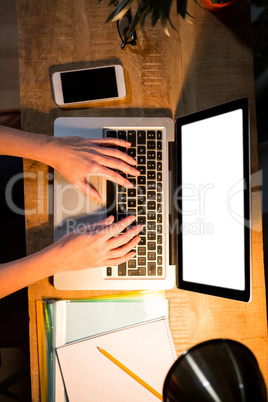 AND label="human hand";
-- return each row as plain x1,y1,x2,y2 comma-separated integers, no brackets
53,215,142,272
50,136,140,201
